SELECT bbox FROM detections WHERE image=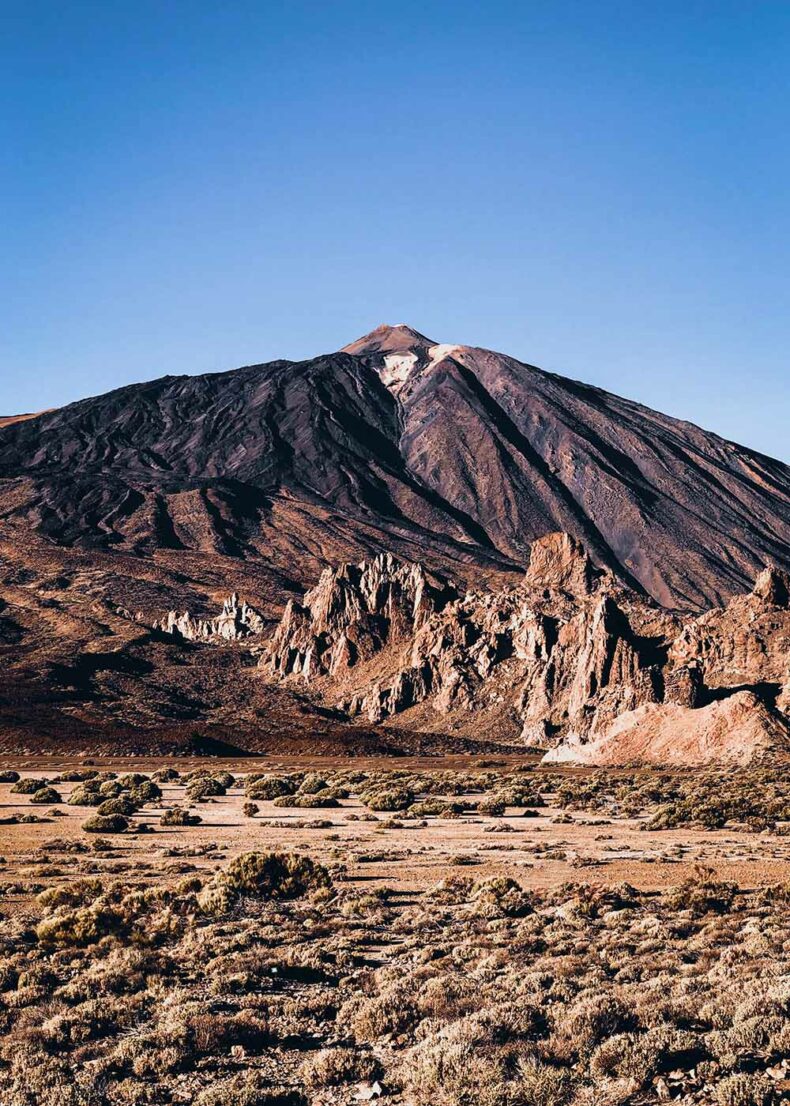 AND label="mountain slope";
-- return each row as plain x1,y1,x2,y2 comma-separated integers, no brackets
1,324,789,611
